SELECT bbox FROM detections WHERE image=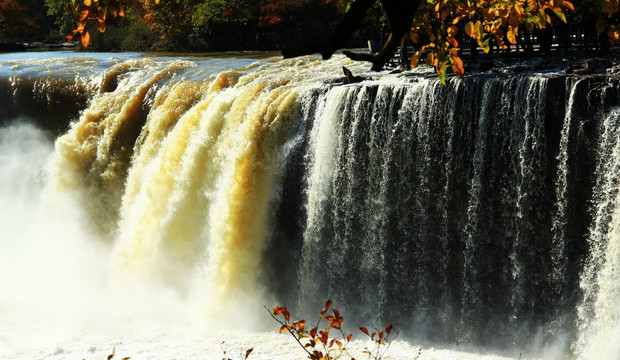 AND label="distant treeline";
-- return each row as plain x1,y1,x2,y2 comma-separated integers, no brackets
0,0,383,52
